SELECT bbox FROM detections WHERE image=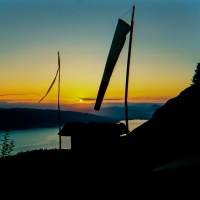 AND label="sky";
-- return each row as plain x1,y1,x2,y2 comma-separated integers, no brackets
0,0,200,112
